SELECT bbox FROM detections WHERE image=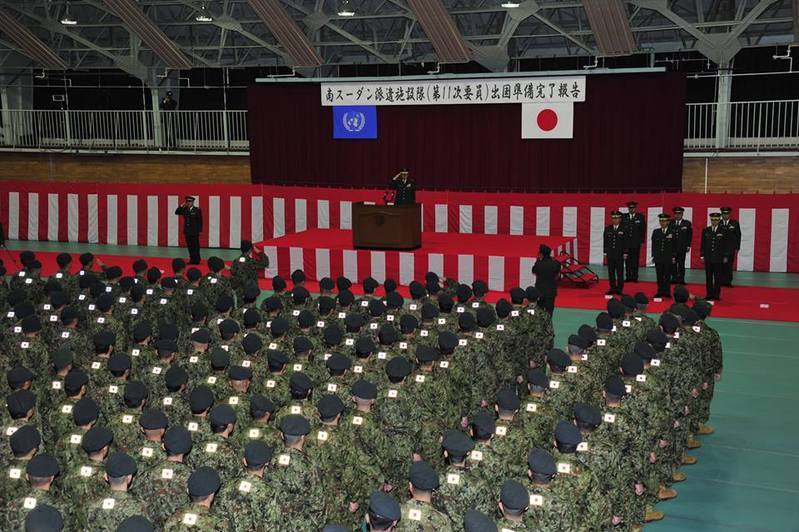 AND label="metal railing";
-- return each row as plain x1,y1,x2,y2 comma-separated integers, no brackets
1,102,797,153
